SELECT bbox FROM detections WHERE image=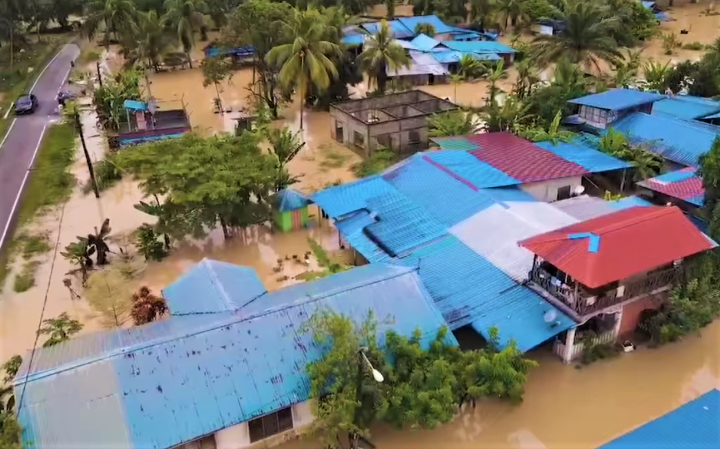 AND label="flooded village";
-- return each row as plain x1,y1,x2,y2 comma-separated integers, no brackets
1,1,720,449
